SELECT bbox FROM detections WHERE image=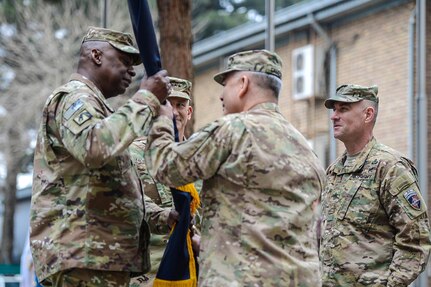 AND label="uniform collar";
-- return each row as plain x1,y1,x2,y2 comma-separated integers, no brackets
332,137,377,175
69,73,115,113
248,102,280,112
